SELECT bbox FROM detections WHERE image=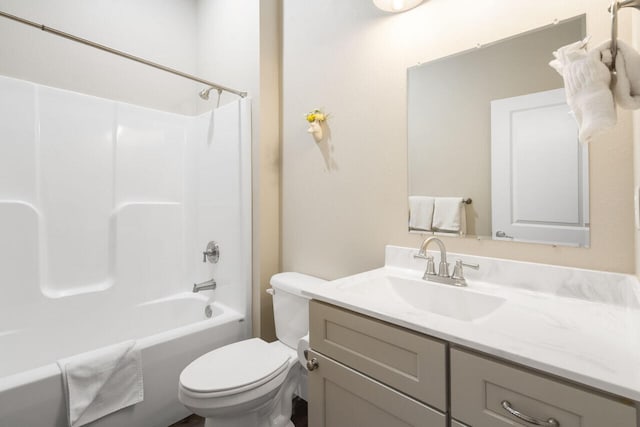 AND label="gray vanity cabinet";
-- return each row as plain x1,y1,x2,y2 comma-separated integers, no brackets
308,300,447,427
307,300,638,427
450,348,637,427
